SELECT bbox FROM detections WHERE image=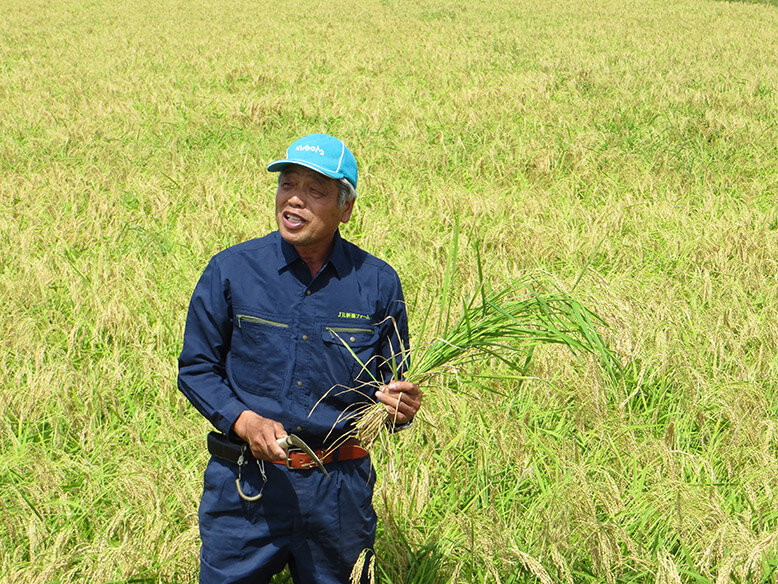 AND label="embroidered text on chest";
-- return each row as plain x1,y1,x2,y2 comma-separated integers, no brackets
338,311,370,320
